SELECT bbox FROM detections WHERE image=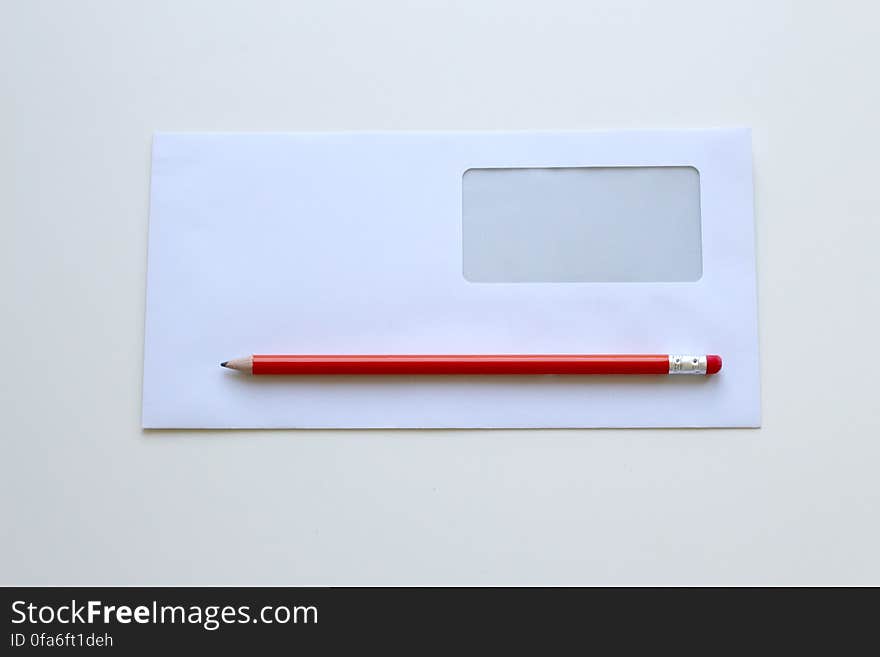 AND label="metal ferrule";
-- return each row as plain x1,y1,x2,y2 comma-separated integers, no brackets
668,355,707,375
